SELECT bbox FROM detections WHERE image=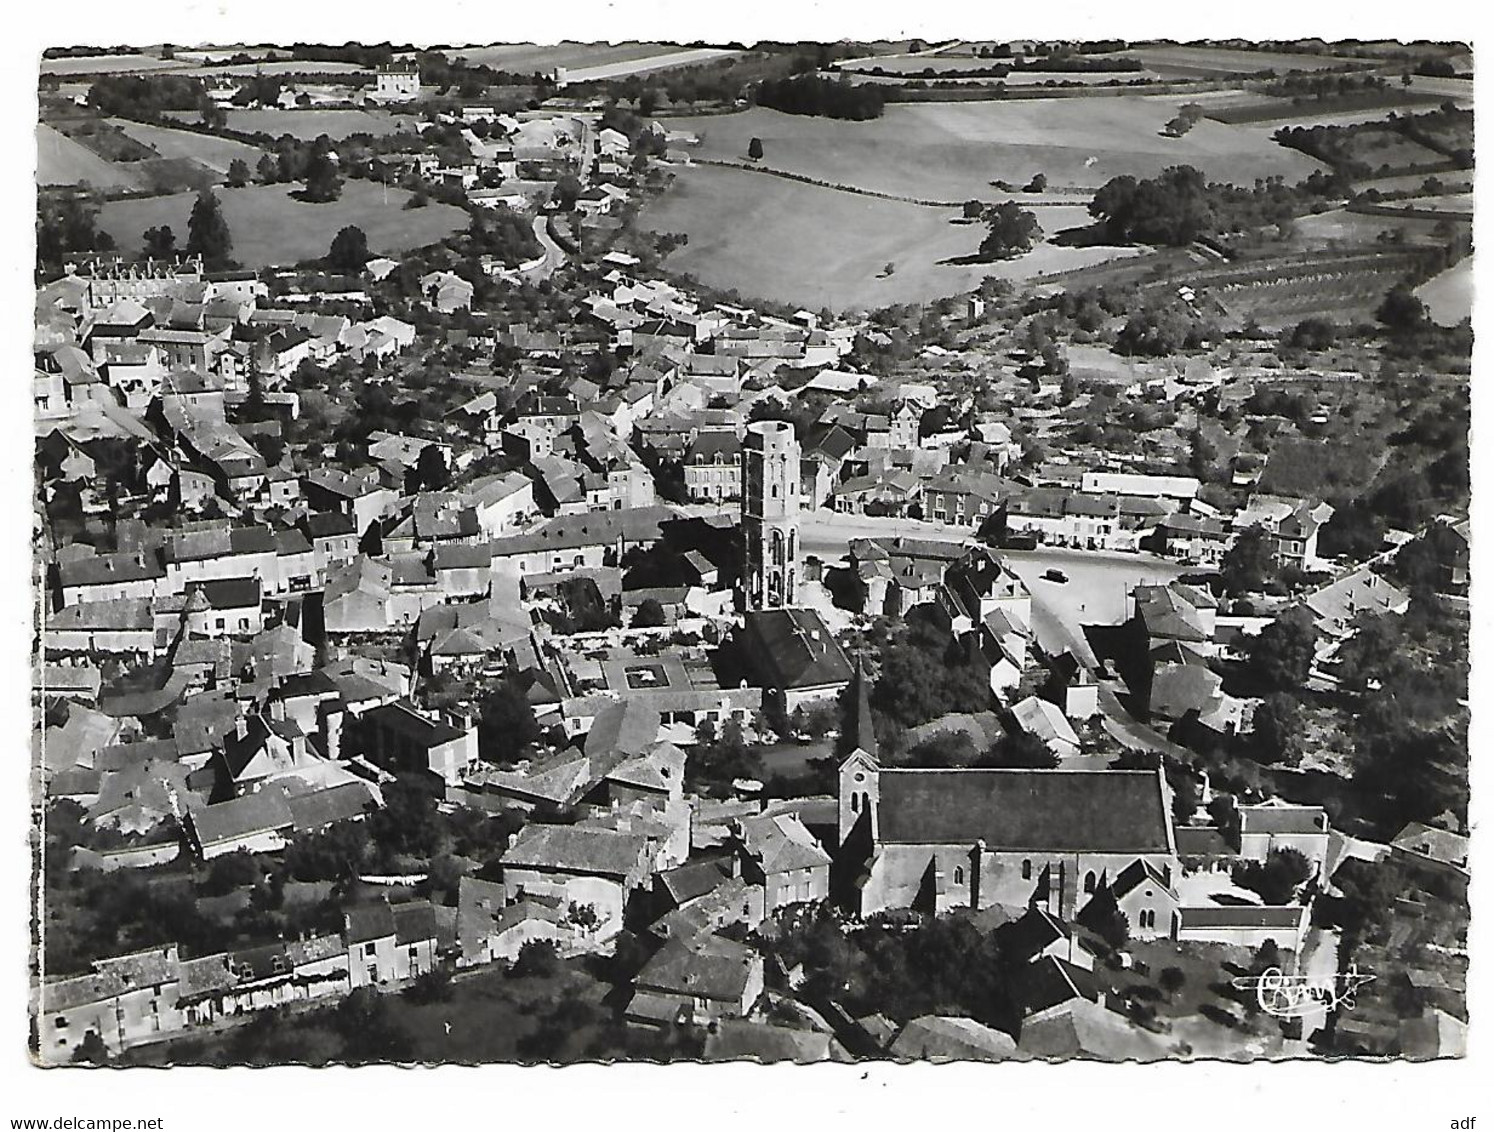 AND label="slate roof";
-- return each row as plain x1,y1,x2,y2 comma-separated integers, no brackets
635,935,758,1002
742,607,854,691
502,823,648,879
189,789,294,848
876,769,1172,853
